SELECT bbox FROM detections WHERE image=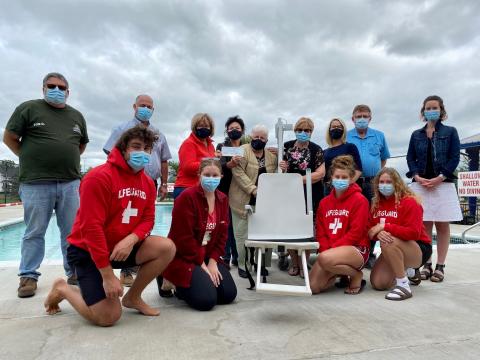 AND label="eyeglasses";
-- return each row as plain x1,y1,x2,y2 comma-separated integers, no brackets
296,128,312,133
45,84,68,91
